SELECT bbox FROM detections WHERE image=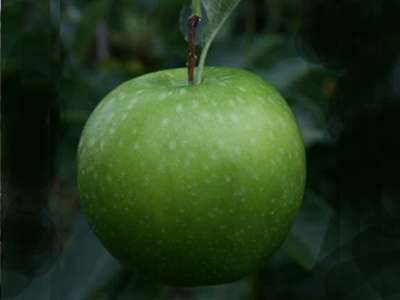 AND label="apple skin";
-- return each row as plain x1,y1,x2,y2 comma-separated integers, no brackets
78,67,306,286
